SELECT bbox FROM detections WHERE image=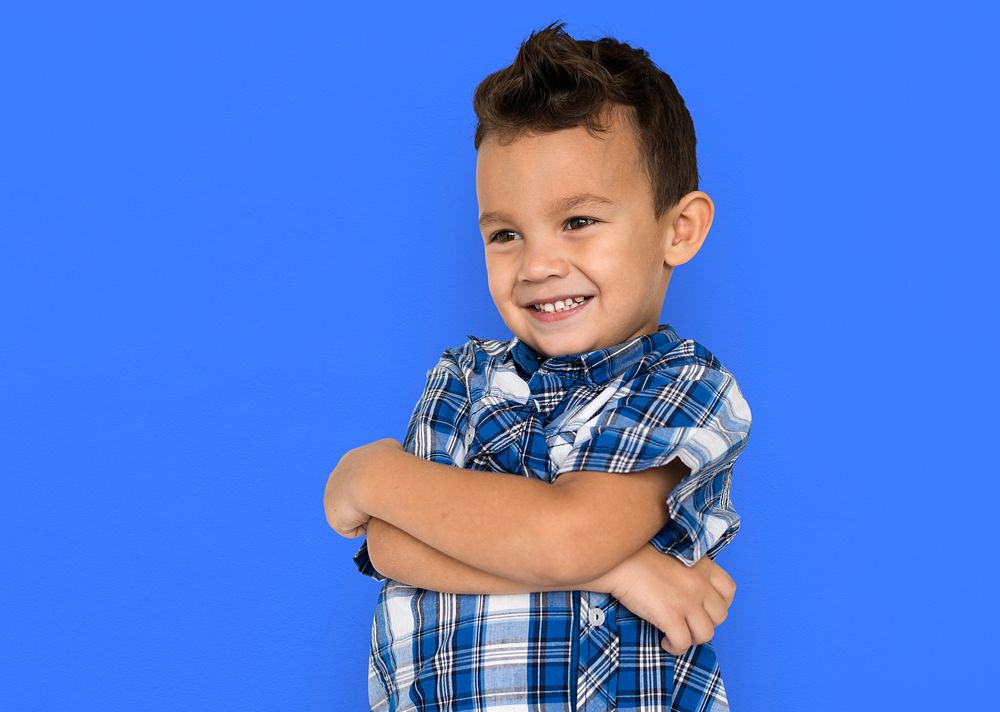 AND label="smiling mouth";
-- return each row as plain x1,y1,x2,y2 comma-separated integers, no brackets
524,295,594,313
524,295,594,322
